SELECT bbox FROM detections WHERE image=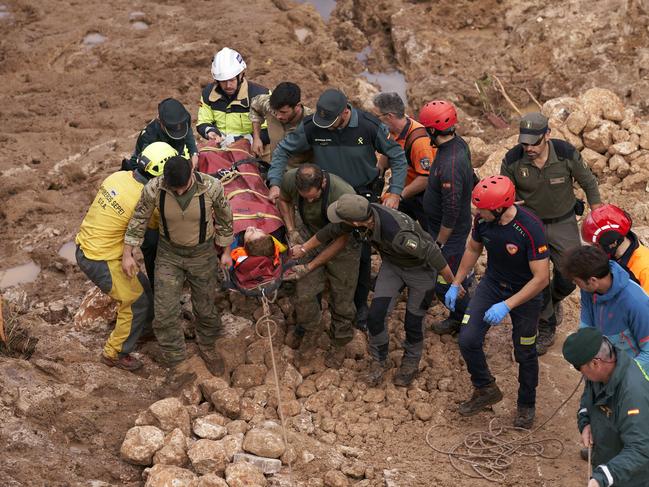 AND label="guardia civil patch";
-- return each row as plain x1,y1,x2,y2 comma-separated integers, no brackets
628,408,640,416
405,239,418,250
